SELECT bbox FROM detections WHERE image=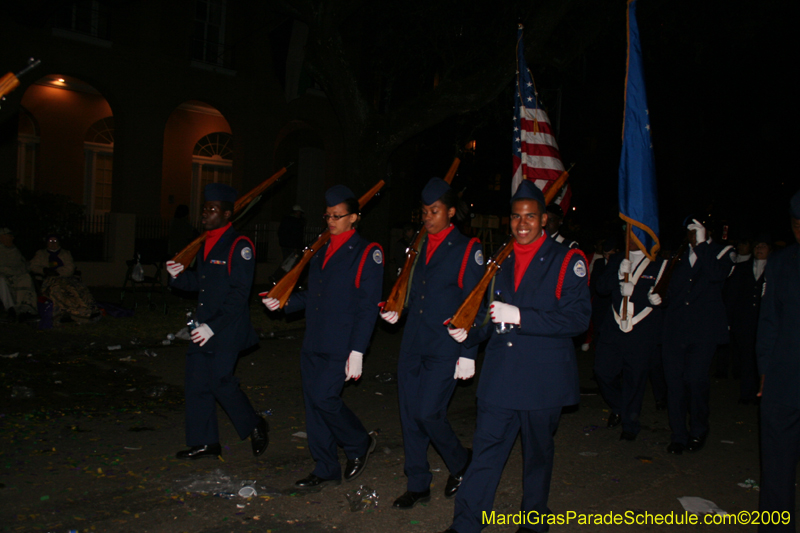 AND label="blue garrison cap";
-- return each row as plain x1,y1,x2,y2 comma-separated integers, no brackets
791,189,800,219
421,177,451,205
204,183,238,203
325,185,355,207
511,180,546,208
